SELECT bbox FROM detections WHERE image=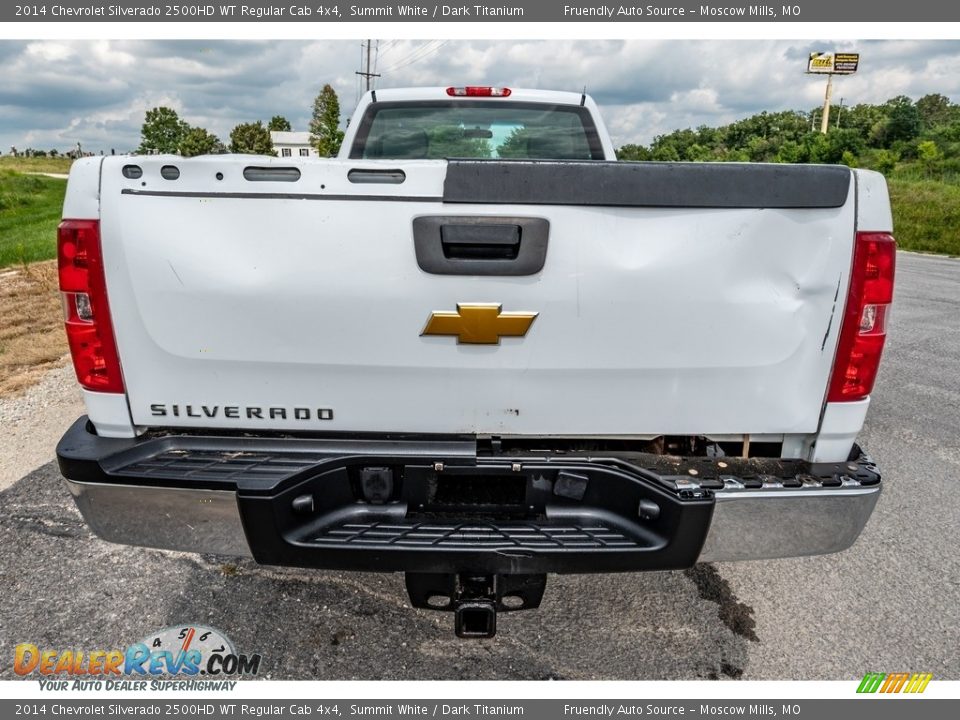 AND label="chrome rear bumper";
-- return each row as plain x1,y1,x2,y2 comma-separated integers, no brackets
699,484,880,562
58,417,881,566
62,479,879,564
64,479,253,557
